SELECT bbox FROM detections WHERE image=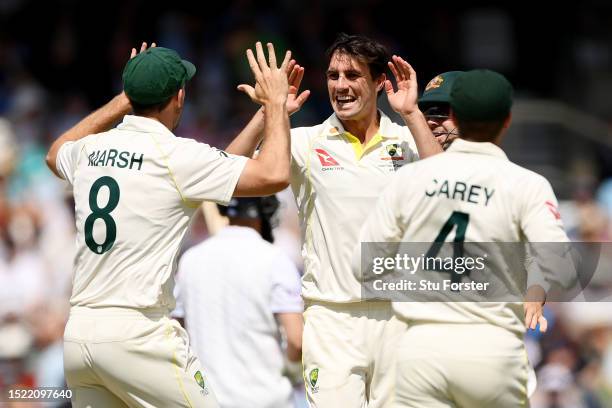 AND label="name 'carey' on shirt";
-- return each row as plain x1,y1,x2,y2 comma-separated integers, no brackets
425,178,495,206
